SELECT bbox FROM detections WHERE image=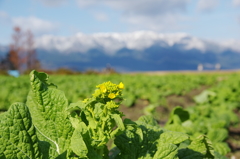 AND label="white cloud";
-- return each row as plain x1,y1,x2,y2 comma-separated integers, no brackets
12,16,58,34
35,0,67,7
0,11,58,35
232,0,240,7
77,0,98,8
197,0,219,12
103,0,188,16
220,39,240,52
124,13,188,32
76,0,190,32
0,11,8,19
0,11,11,24
93,12,108,21
35,31,235,54
77,0,189,14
